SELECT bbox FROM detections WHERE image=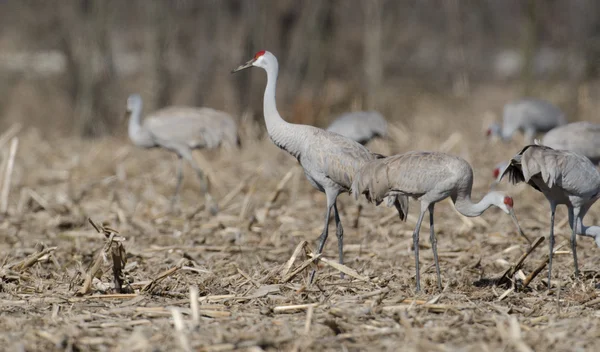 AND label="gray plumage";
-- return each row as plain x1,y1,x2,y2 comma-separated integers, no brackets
501,144,600,288
232,51,387,283
487,98,566,142
126,94,239,211
542,121,600,164
326,111,388,145
352,151,530,291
